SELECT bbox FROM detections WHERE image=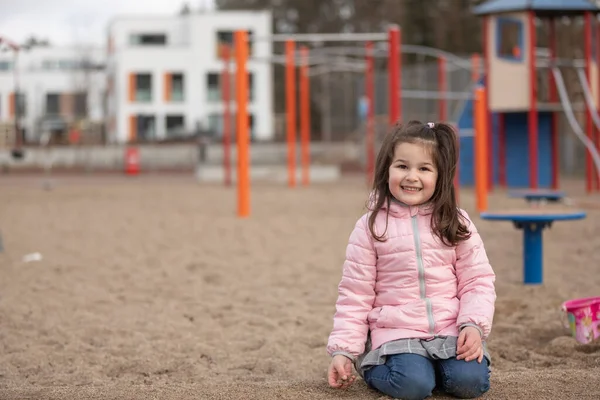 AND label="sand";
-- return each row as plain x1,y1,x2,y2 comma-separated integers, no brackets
0,174,599,399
